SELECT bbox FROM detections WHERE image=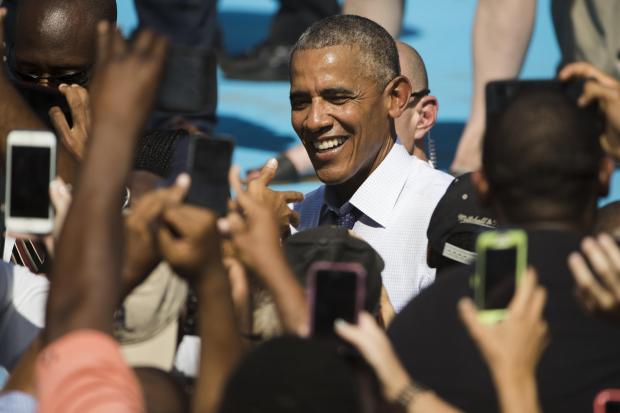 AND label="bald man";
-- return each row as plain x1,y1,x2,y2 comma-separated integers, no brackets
8,0,116,89
394,41,438,162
